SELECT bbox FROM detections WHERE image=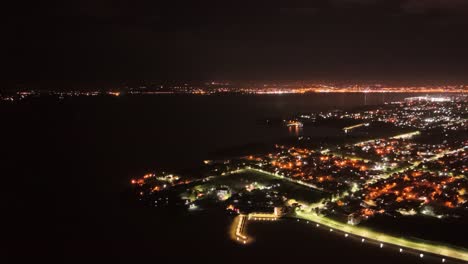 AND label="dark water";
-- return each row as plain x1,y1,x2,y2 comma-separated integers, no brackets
2,93,460,263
